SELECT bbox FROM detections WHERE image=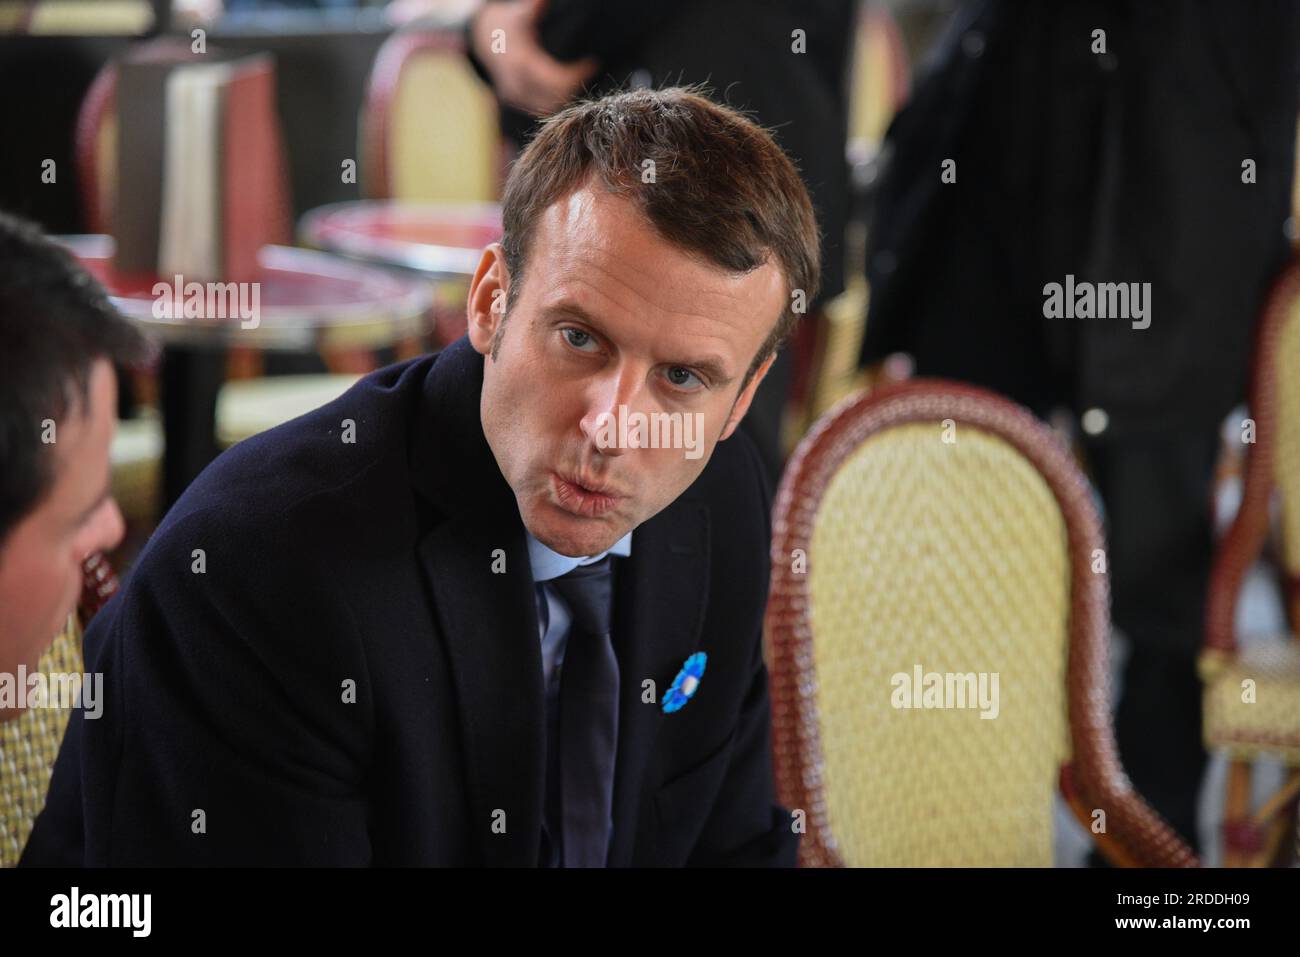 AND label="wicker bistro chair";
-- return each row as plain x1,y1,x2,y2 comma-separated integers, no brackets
1201,258,1300,867
765,380,1197,867
848,1,911,154
75,42,377,521
360,26,504,204
0,554,118,867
